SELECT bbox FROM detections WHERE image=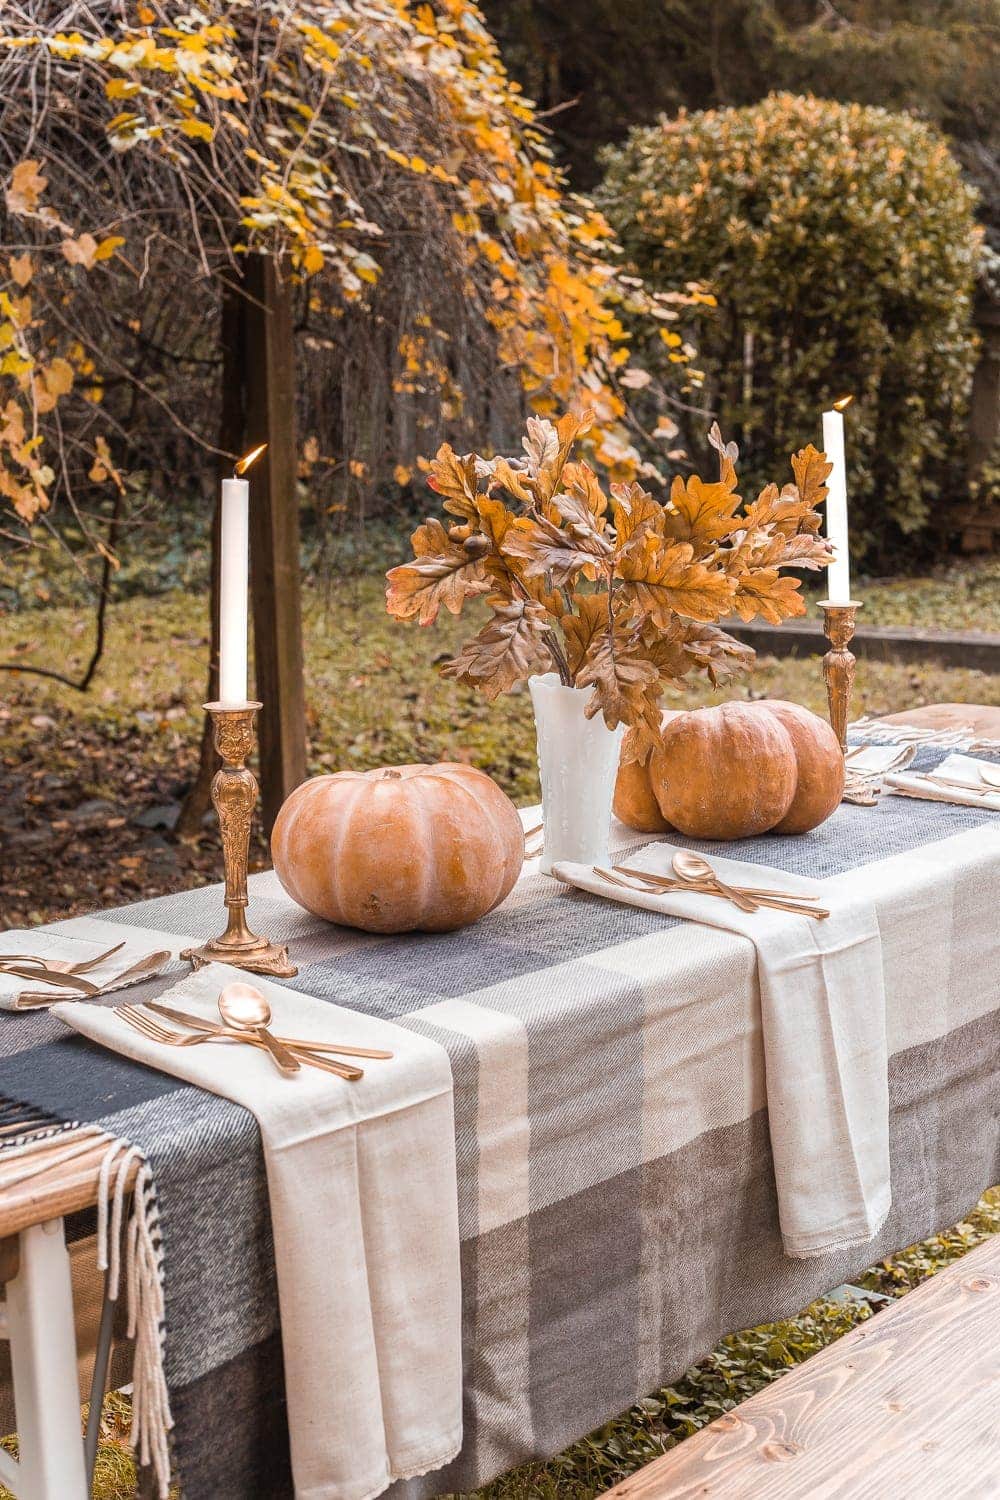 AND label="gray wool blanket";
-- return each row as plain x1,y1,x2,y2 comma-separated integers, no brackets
0,732,997,1498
